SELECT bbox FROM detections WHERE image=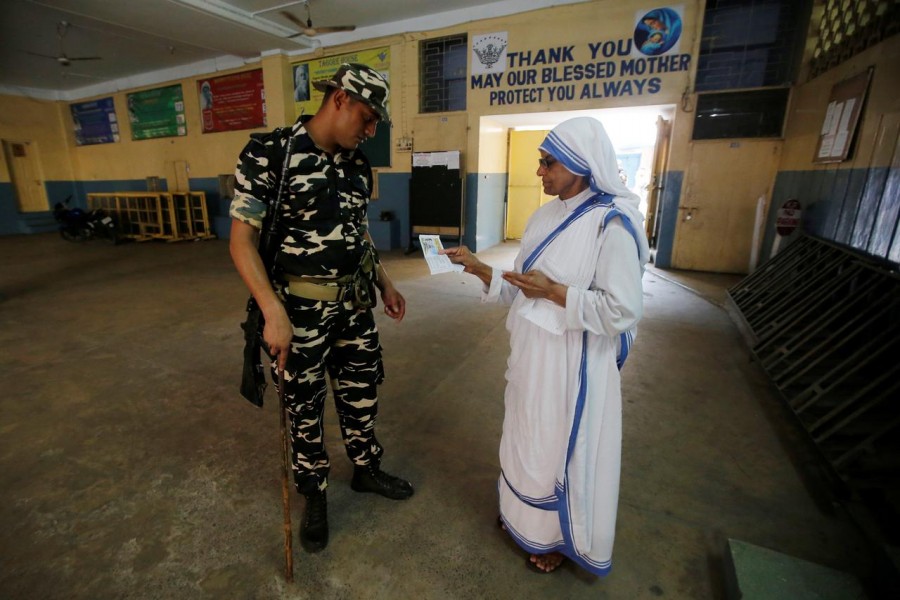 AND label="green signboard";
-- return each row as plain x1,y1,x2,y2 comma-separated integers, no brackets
128,84,186,140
